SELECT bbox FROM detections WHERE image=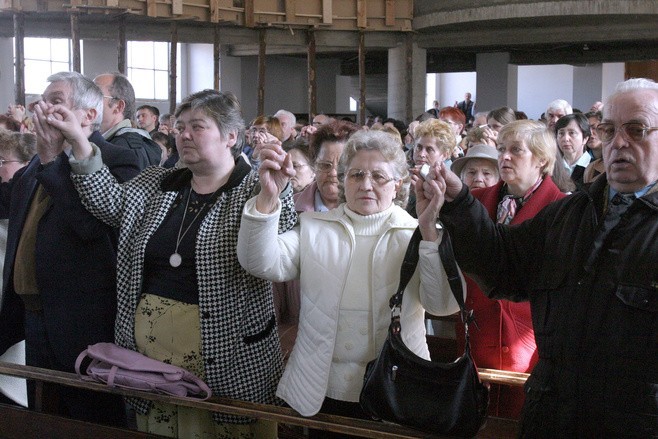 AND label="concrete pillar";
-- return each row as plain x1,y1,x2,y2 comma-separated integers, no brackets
475,52,517,112
388,42,426,122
